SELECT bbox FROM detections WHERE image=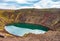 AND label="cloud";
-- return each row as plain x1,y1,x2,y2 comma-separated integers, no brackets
0,0,60,9
0,0,40,9
51,0,60,2
0,5,18,10
34,0,60,8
